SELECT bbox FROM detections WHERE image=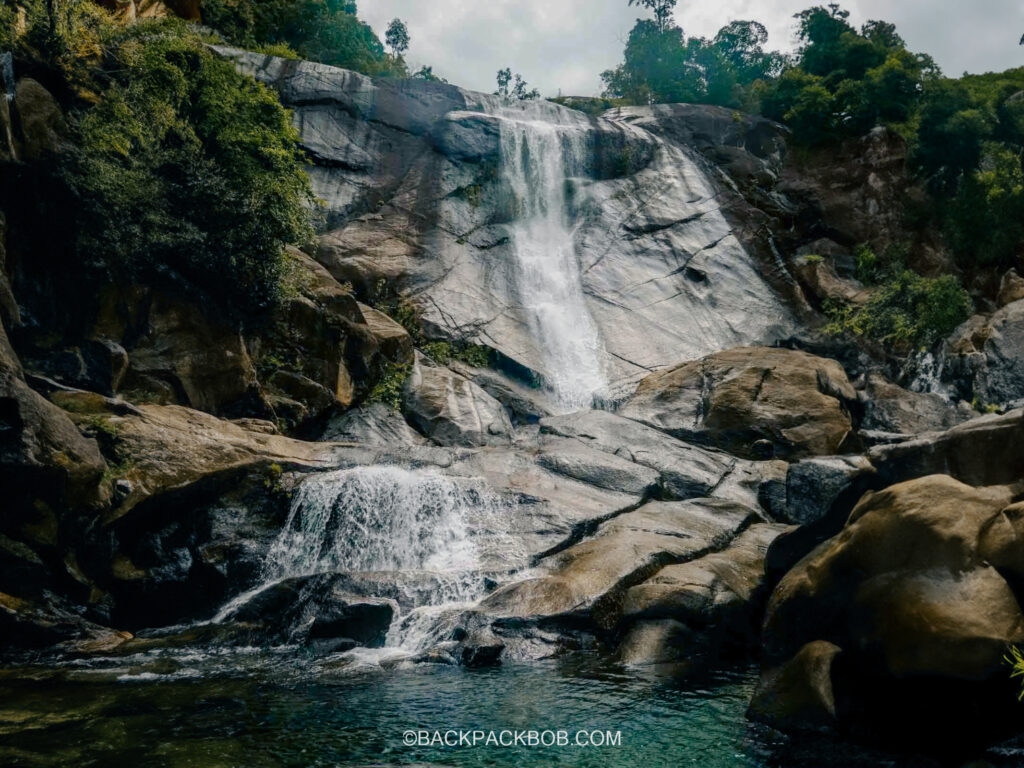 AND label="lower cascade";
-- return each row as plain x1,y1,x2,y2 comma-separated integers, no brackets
216,466,510,652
